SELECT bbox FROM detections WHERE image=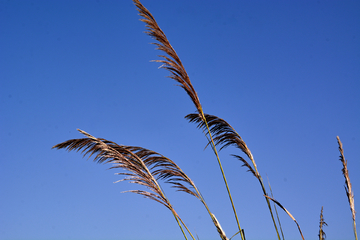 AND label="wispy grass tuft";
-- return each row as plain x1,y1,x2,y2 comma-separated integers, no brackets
265,195,304,240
